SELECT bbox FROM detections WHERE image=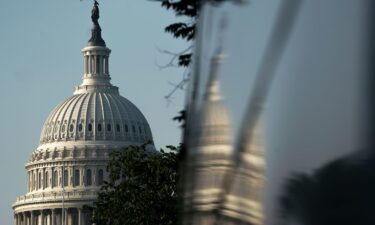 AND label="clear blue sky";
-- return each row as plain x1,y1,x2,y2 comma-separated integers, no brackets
0,1,368,224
